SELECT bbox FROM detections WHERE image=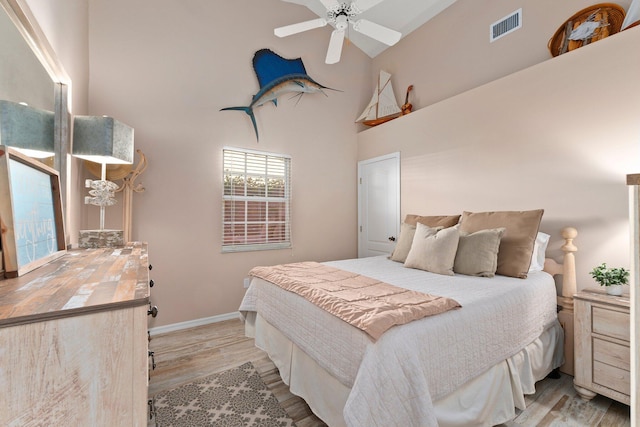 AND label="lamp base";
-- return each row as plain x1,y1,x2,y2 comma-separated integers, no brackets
79,229,124,249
